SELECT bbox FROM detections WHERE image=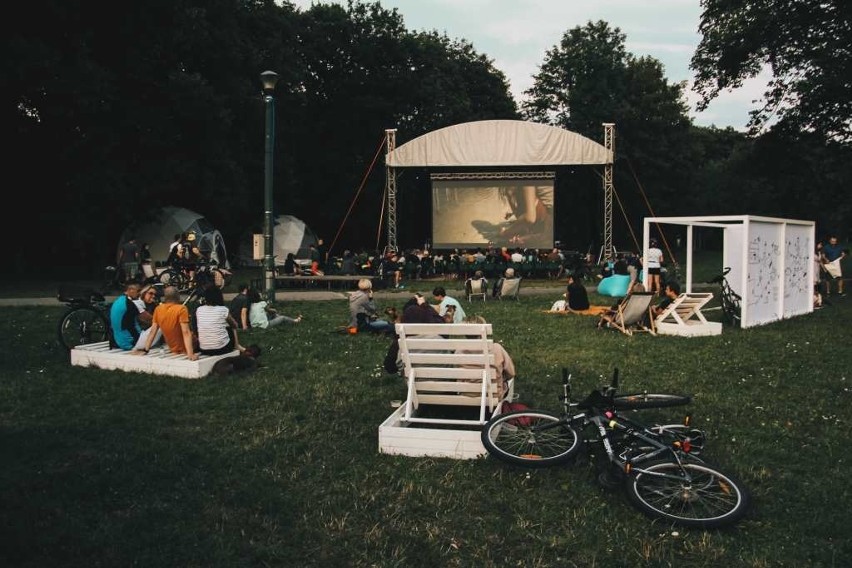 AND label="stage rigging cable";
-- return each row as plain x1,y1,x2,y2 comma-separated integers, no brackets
327,135,386,259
